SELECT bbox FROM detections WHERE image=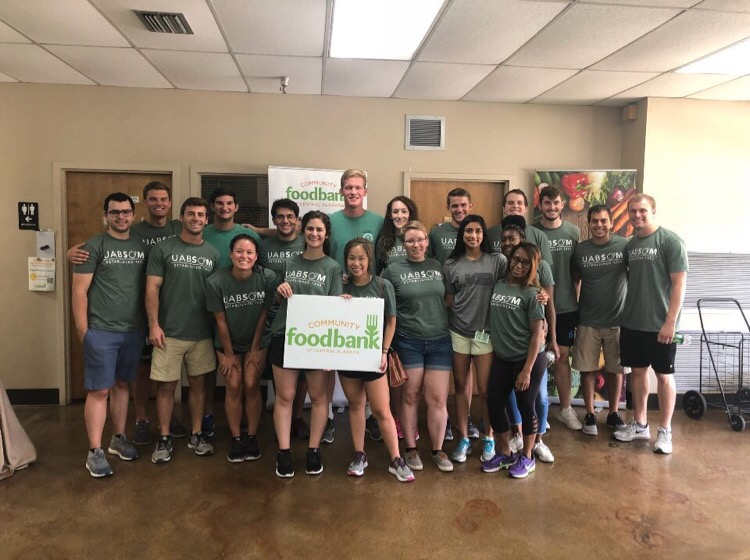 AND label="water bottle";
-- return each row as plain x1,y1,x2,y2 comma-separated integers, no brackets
672,333,691,345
